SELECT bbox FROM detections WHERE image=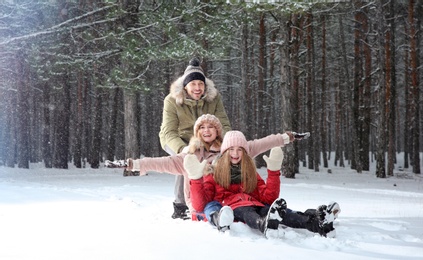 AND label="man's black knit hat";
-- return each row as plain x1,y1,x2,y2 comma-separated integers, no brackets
182,58,206,87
